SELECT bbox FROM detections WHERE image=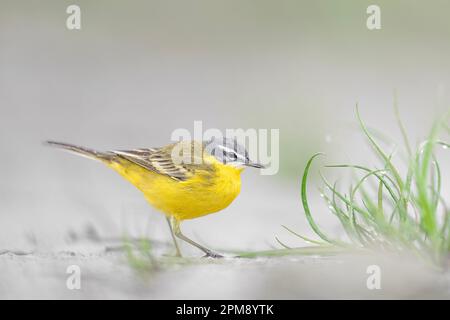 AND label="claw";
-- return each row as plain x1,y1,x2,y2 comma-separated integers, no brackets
203,251,224,259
